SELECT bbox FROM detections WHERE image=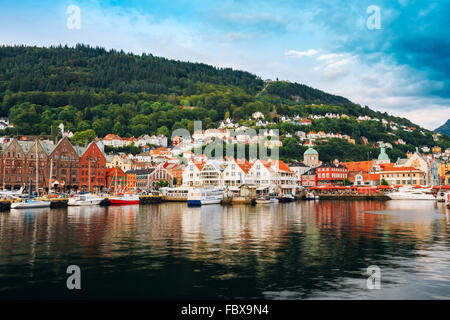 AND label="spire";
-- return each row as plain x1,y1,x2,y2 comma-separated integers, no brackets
378,143,390,162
